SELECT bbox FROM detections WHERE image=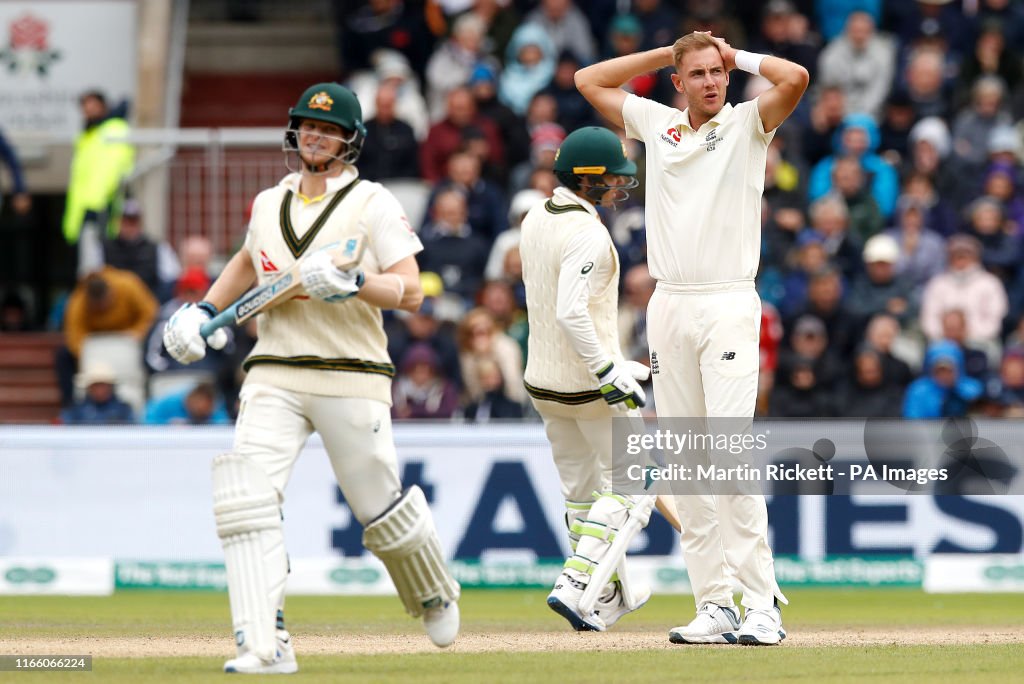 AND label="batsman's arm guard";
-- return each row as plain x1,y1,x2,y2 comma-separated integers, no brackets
362,486,461,618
